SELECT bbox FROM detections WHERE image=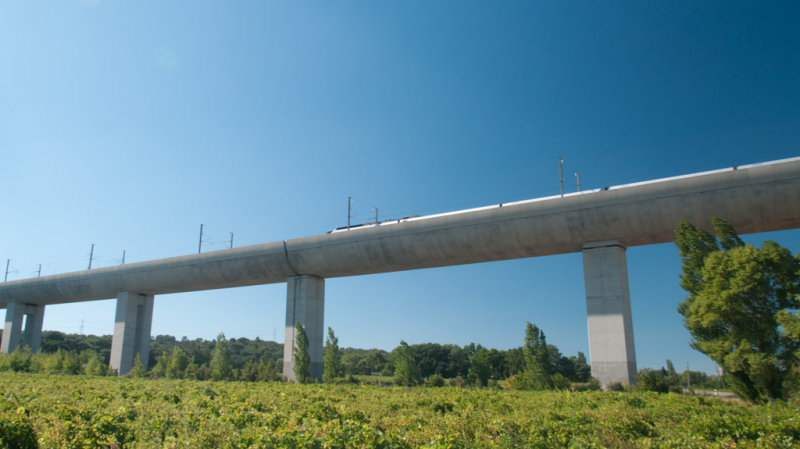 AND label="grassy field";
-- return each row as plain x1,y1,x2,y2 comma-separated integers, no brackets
0,373,797,448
